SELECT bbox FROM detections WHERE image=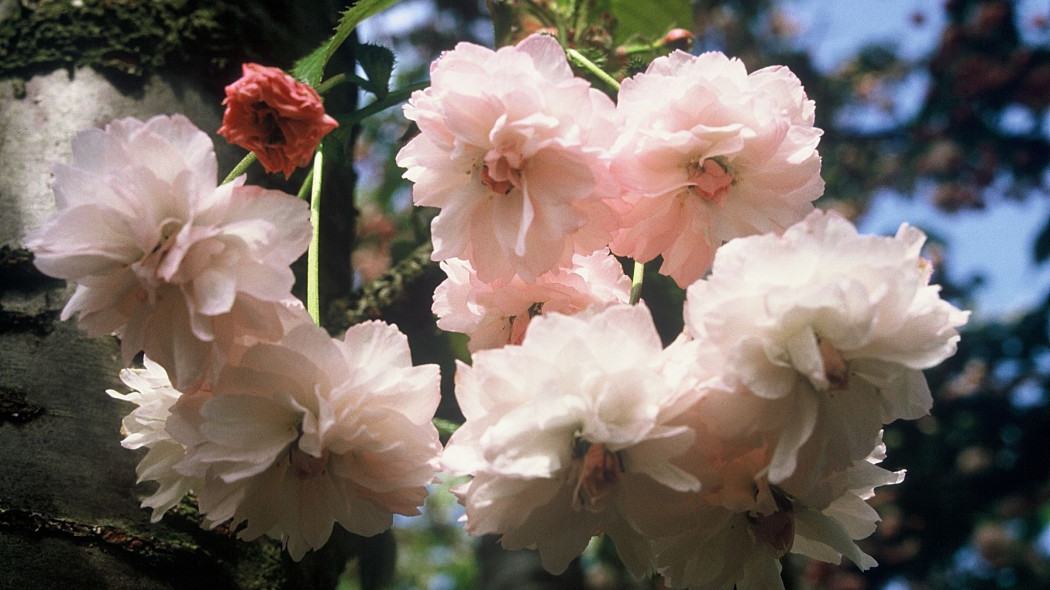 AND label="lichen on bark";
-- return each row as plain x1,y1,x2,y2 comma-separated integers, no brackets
0,0,341,90
0,0,233,81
